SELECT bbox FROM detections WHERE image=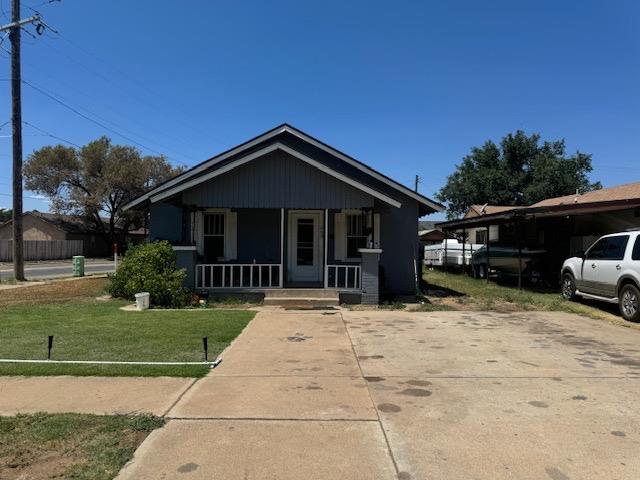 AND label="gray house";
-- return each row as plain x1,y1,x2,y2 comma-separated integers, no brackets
124,124,443,303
